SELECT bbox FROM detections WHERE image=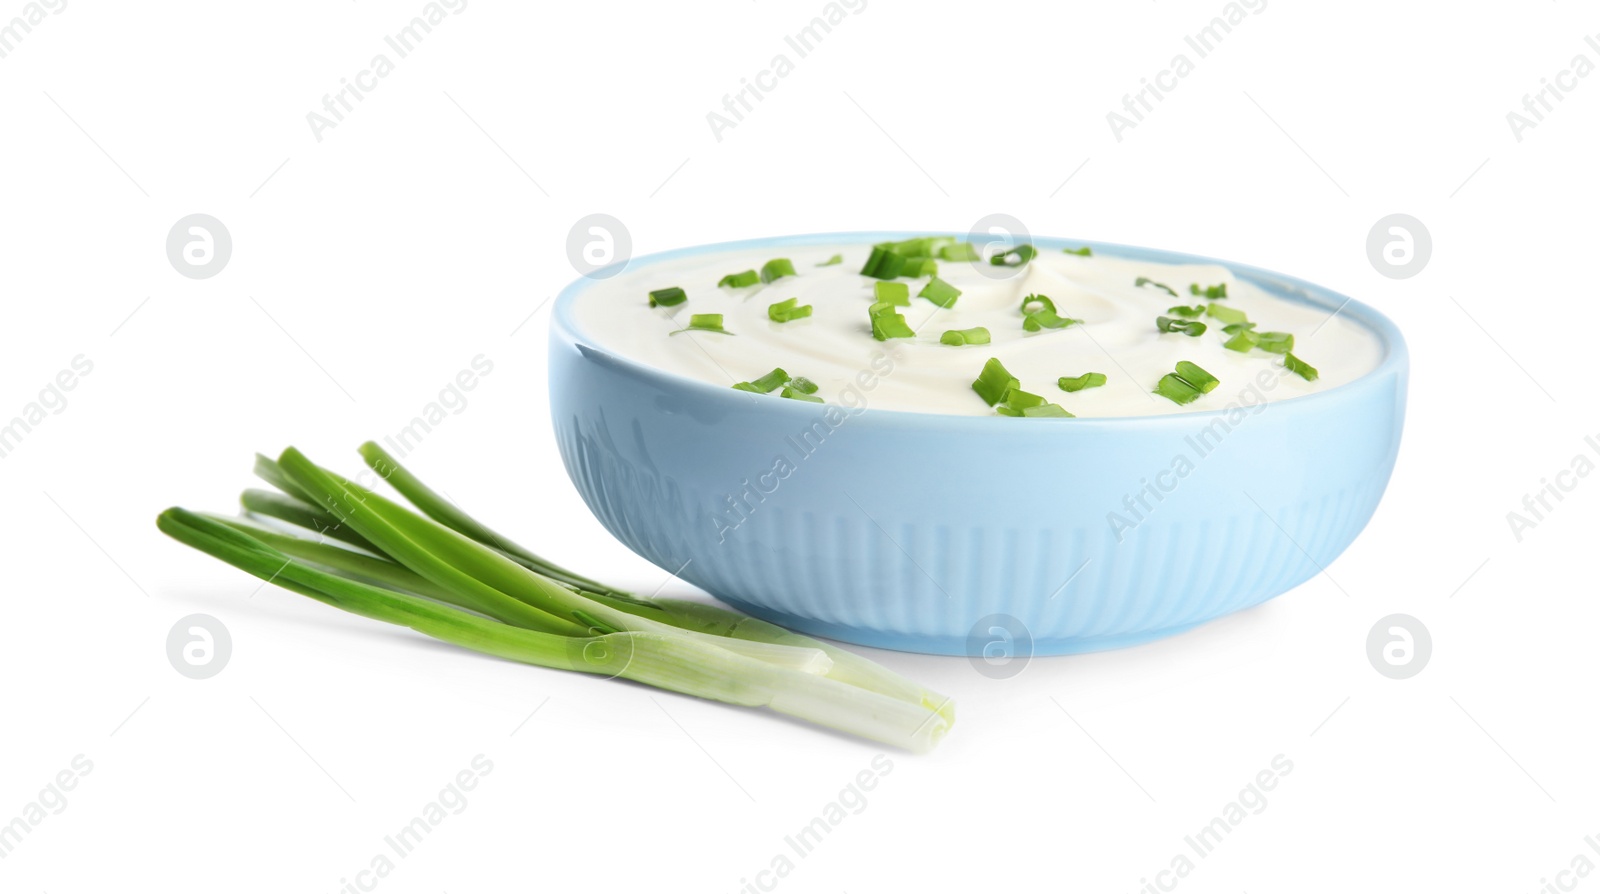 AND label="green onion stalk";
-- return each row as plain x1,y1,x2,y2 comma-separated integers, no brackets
157,443,954,753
